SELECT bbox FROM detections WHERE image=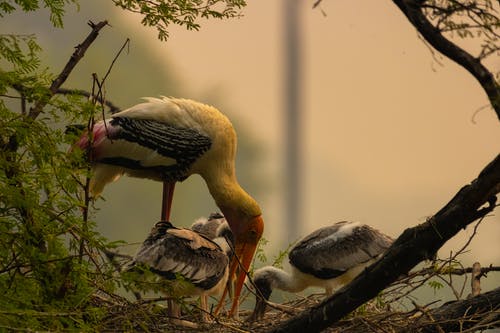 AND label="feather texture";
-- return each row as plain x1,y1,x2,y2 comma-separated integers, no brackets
132,221,229,292
289,221,393,279
249,221,393,321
